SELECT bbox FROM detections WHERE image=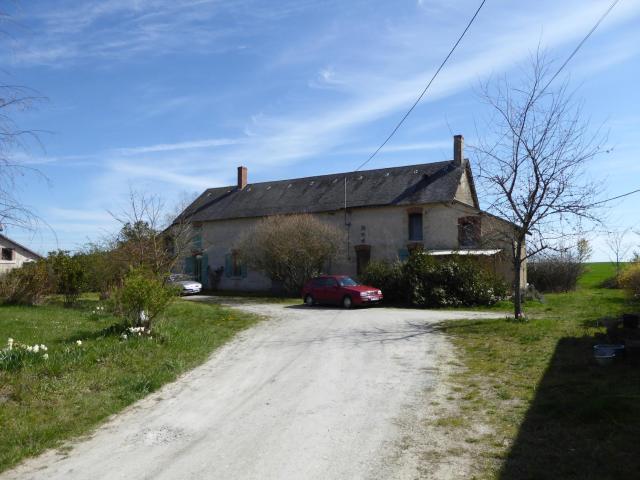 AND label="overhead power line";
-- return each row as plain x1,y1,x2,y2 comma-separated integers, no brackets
540,0,622,95
354,0,487,172
590,187,640,207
